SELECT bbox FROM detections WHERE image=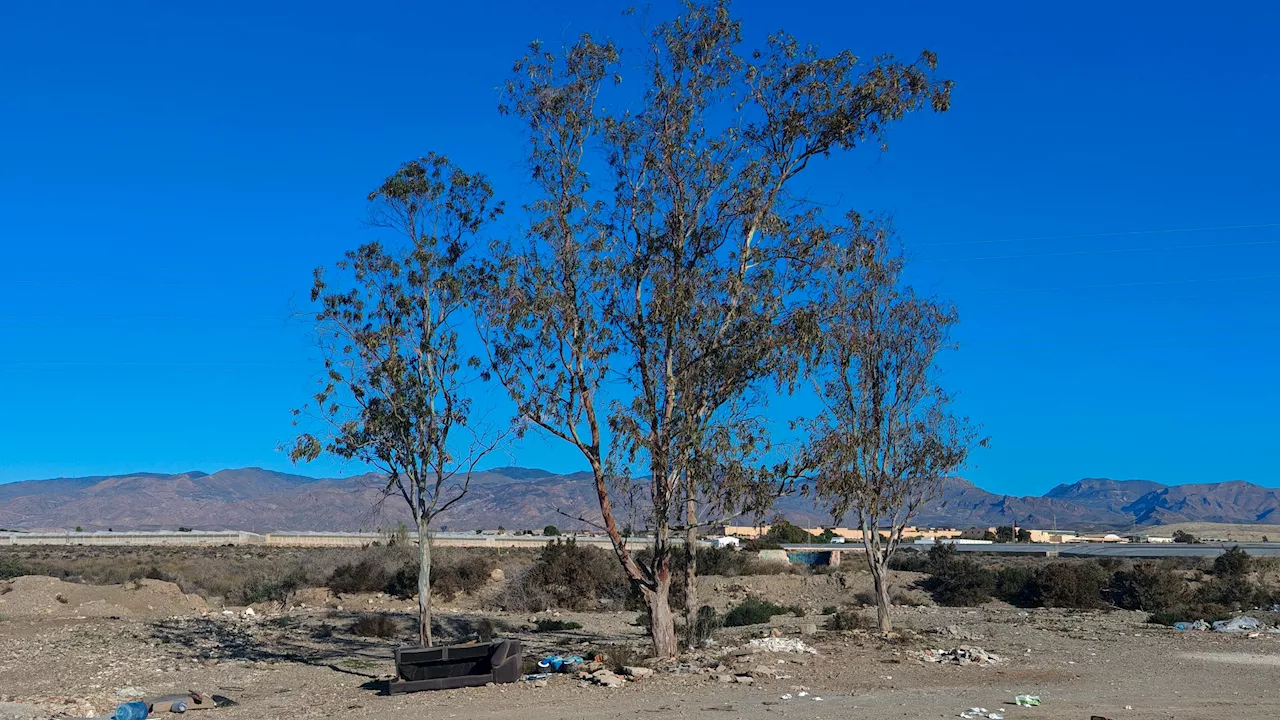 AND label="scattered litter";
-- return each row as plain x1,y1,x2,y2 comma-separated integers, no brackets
1213,616,1265,633
918,647,1002,666
796,691,809,697
537,655,584,672
112,702,149,720
522,673,550,681
812,697,823,702
780,694,793,700
741,638,818,654
1014,695,1041,707
959,707,1003,719
1174,620,1210,631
